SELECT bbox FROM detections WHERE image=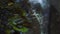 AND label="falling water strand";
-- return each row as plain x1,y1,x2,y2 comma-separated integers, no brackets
32,9,44,34
41,0,50,34
29,0,50,34
42,0,50,34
